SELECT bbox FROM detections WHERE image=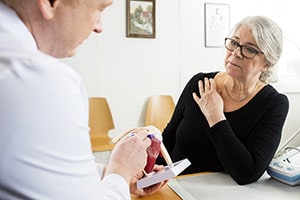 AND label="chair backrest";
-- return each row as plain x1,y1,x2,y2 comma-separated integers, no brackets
89,97,115,152
145,95,175,132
